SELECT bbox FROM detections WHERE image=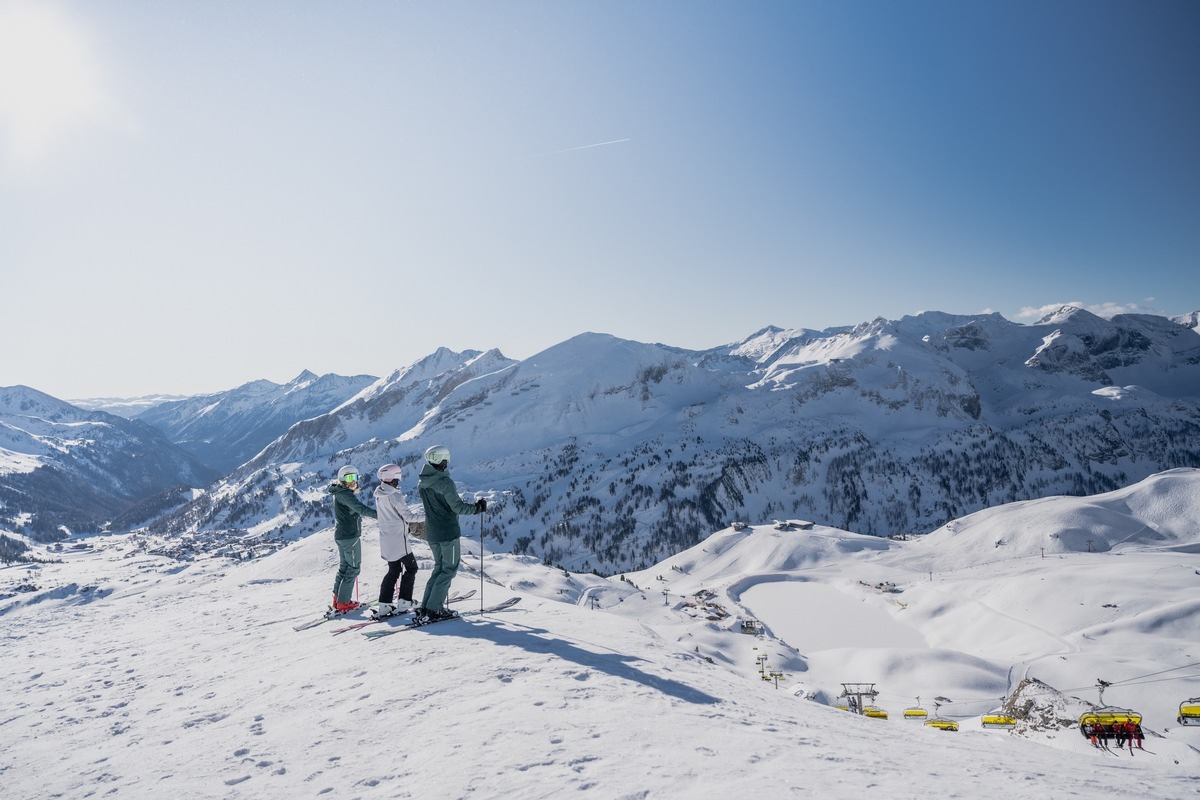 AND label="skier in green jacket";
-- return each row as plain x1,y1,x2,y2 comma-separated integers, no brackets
329,465,378,612
416,445,485,622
